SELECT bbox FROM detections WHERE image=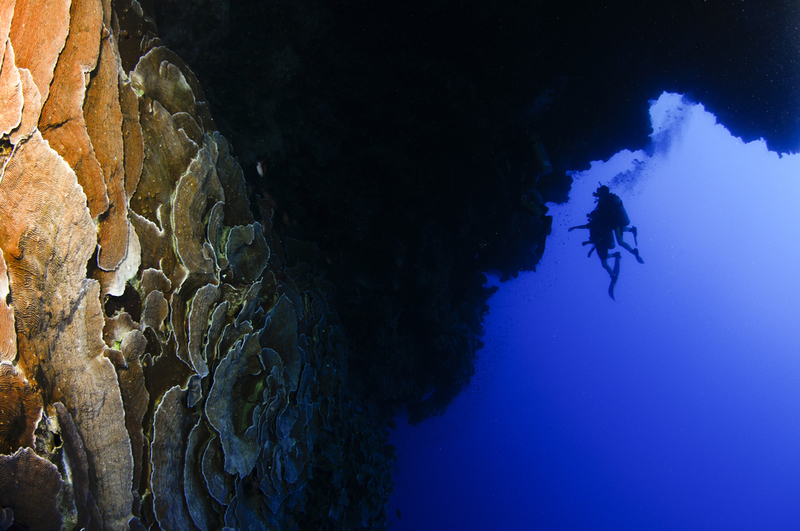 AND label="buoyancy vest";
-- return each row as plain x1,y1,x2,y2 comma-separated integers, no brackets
594,193,630,228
